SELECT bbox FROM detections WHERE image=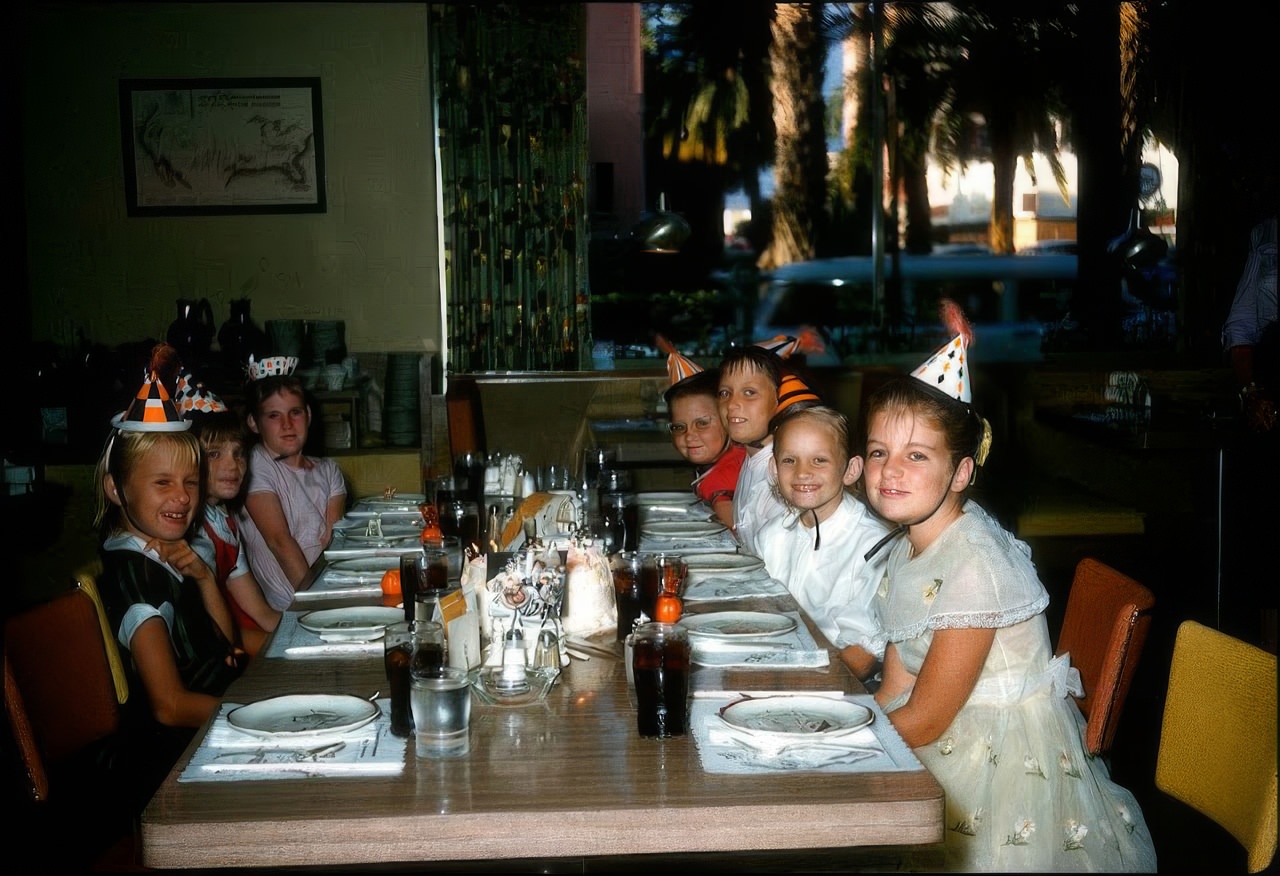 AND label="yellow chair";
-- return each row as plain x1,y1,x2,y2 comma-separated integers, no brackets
74,560,130,705
1054,557,1155,757
1156,620,1277,873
